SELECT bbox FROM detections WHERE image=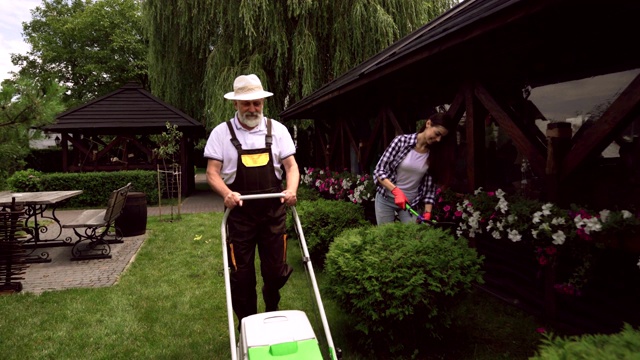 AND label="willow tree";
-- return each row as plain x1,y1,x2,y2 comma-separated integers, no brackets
143,0,457,131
